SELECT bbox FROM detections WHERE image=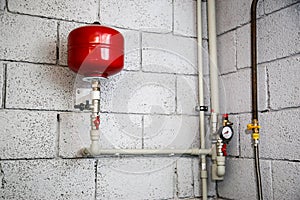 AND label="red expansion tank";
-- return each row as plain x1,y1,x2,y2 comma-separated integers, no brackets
67,22,124,78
